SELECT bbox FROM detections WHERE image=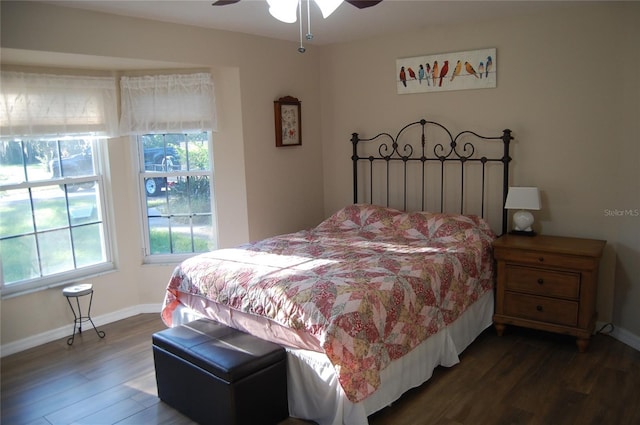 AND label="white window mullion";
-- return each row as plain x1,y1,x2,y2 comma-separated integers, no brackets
136,132,216,262
0,138,113,296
